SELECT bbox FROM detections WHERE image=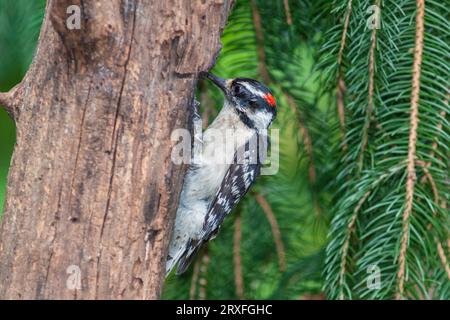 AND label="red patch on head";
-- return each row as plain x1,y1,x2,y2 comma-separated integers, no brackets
264,94,276,107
